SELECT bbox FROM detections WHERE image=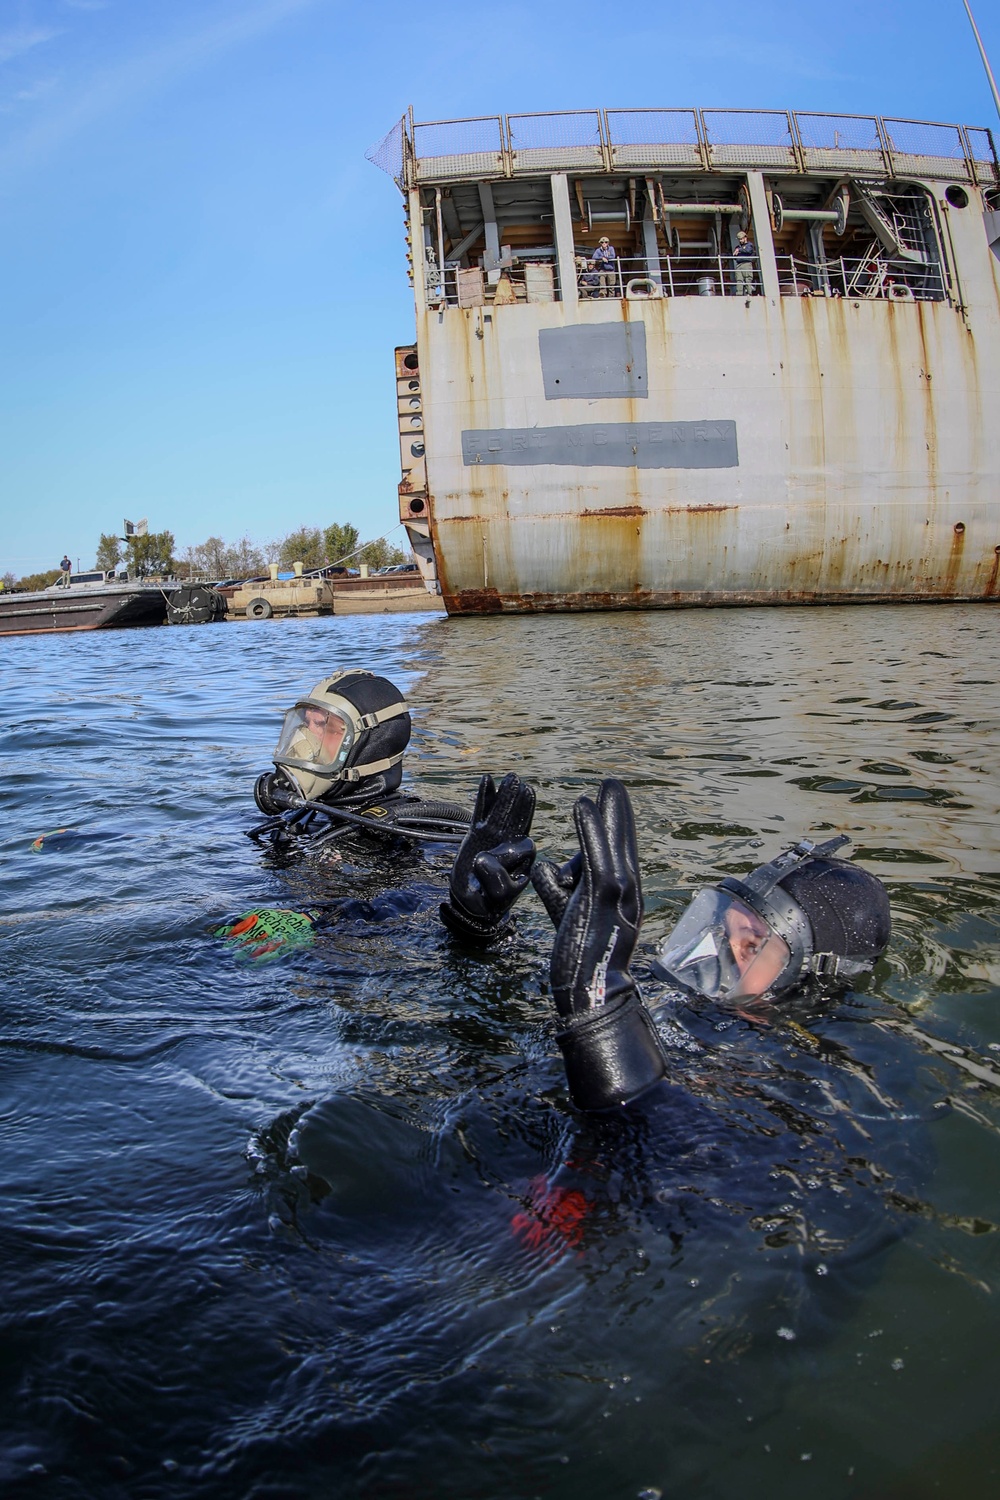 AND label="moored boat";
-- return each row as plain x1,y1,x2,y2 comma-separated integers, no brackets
0,571,172,636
